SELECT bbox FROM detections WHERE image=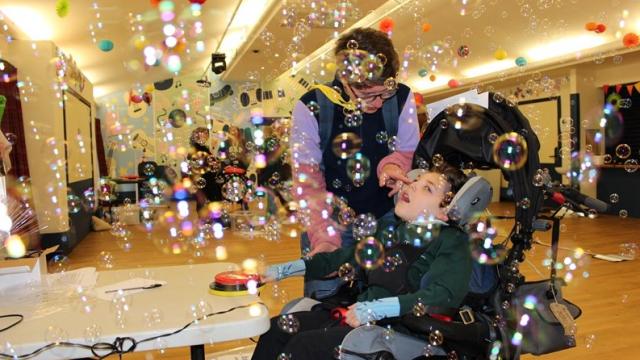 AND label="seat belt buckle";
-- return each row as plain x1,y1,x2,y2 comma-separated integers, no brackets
459,307,475,325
